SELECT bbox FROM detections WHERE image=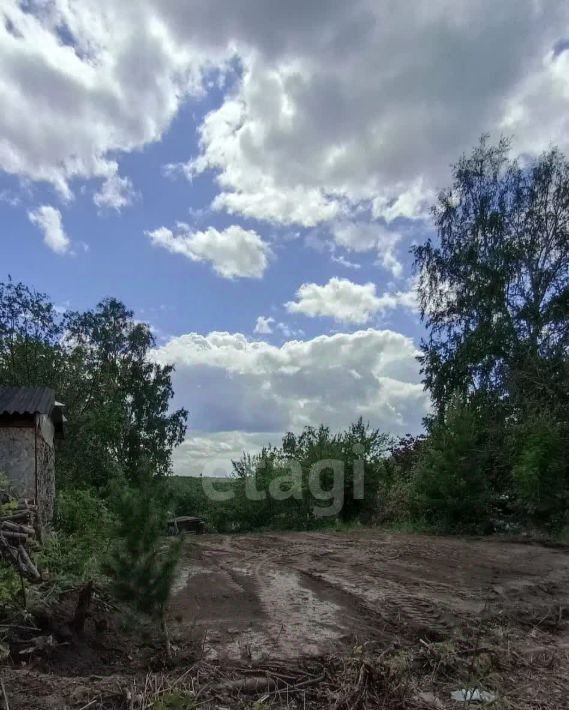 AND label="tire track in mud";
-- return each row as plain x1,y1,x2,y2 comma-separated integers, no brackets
169,531,569,660
233,533,459,642
170,533,391,659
